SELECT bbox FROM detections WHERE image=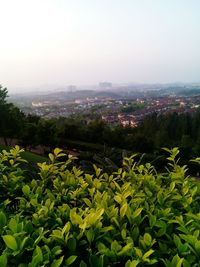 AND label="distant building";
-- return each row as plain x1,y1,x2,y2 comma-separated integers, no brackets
102,115,118,123
32,102,43,107
68,85,77,92
180,101,186,107
99,82,112,89
118,114,137,128
75,99,84,104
